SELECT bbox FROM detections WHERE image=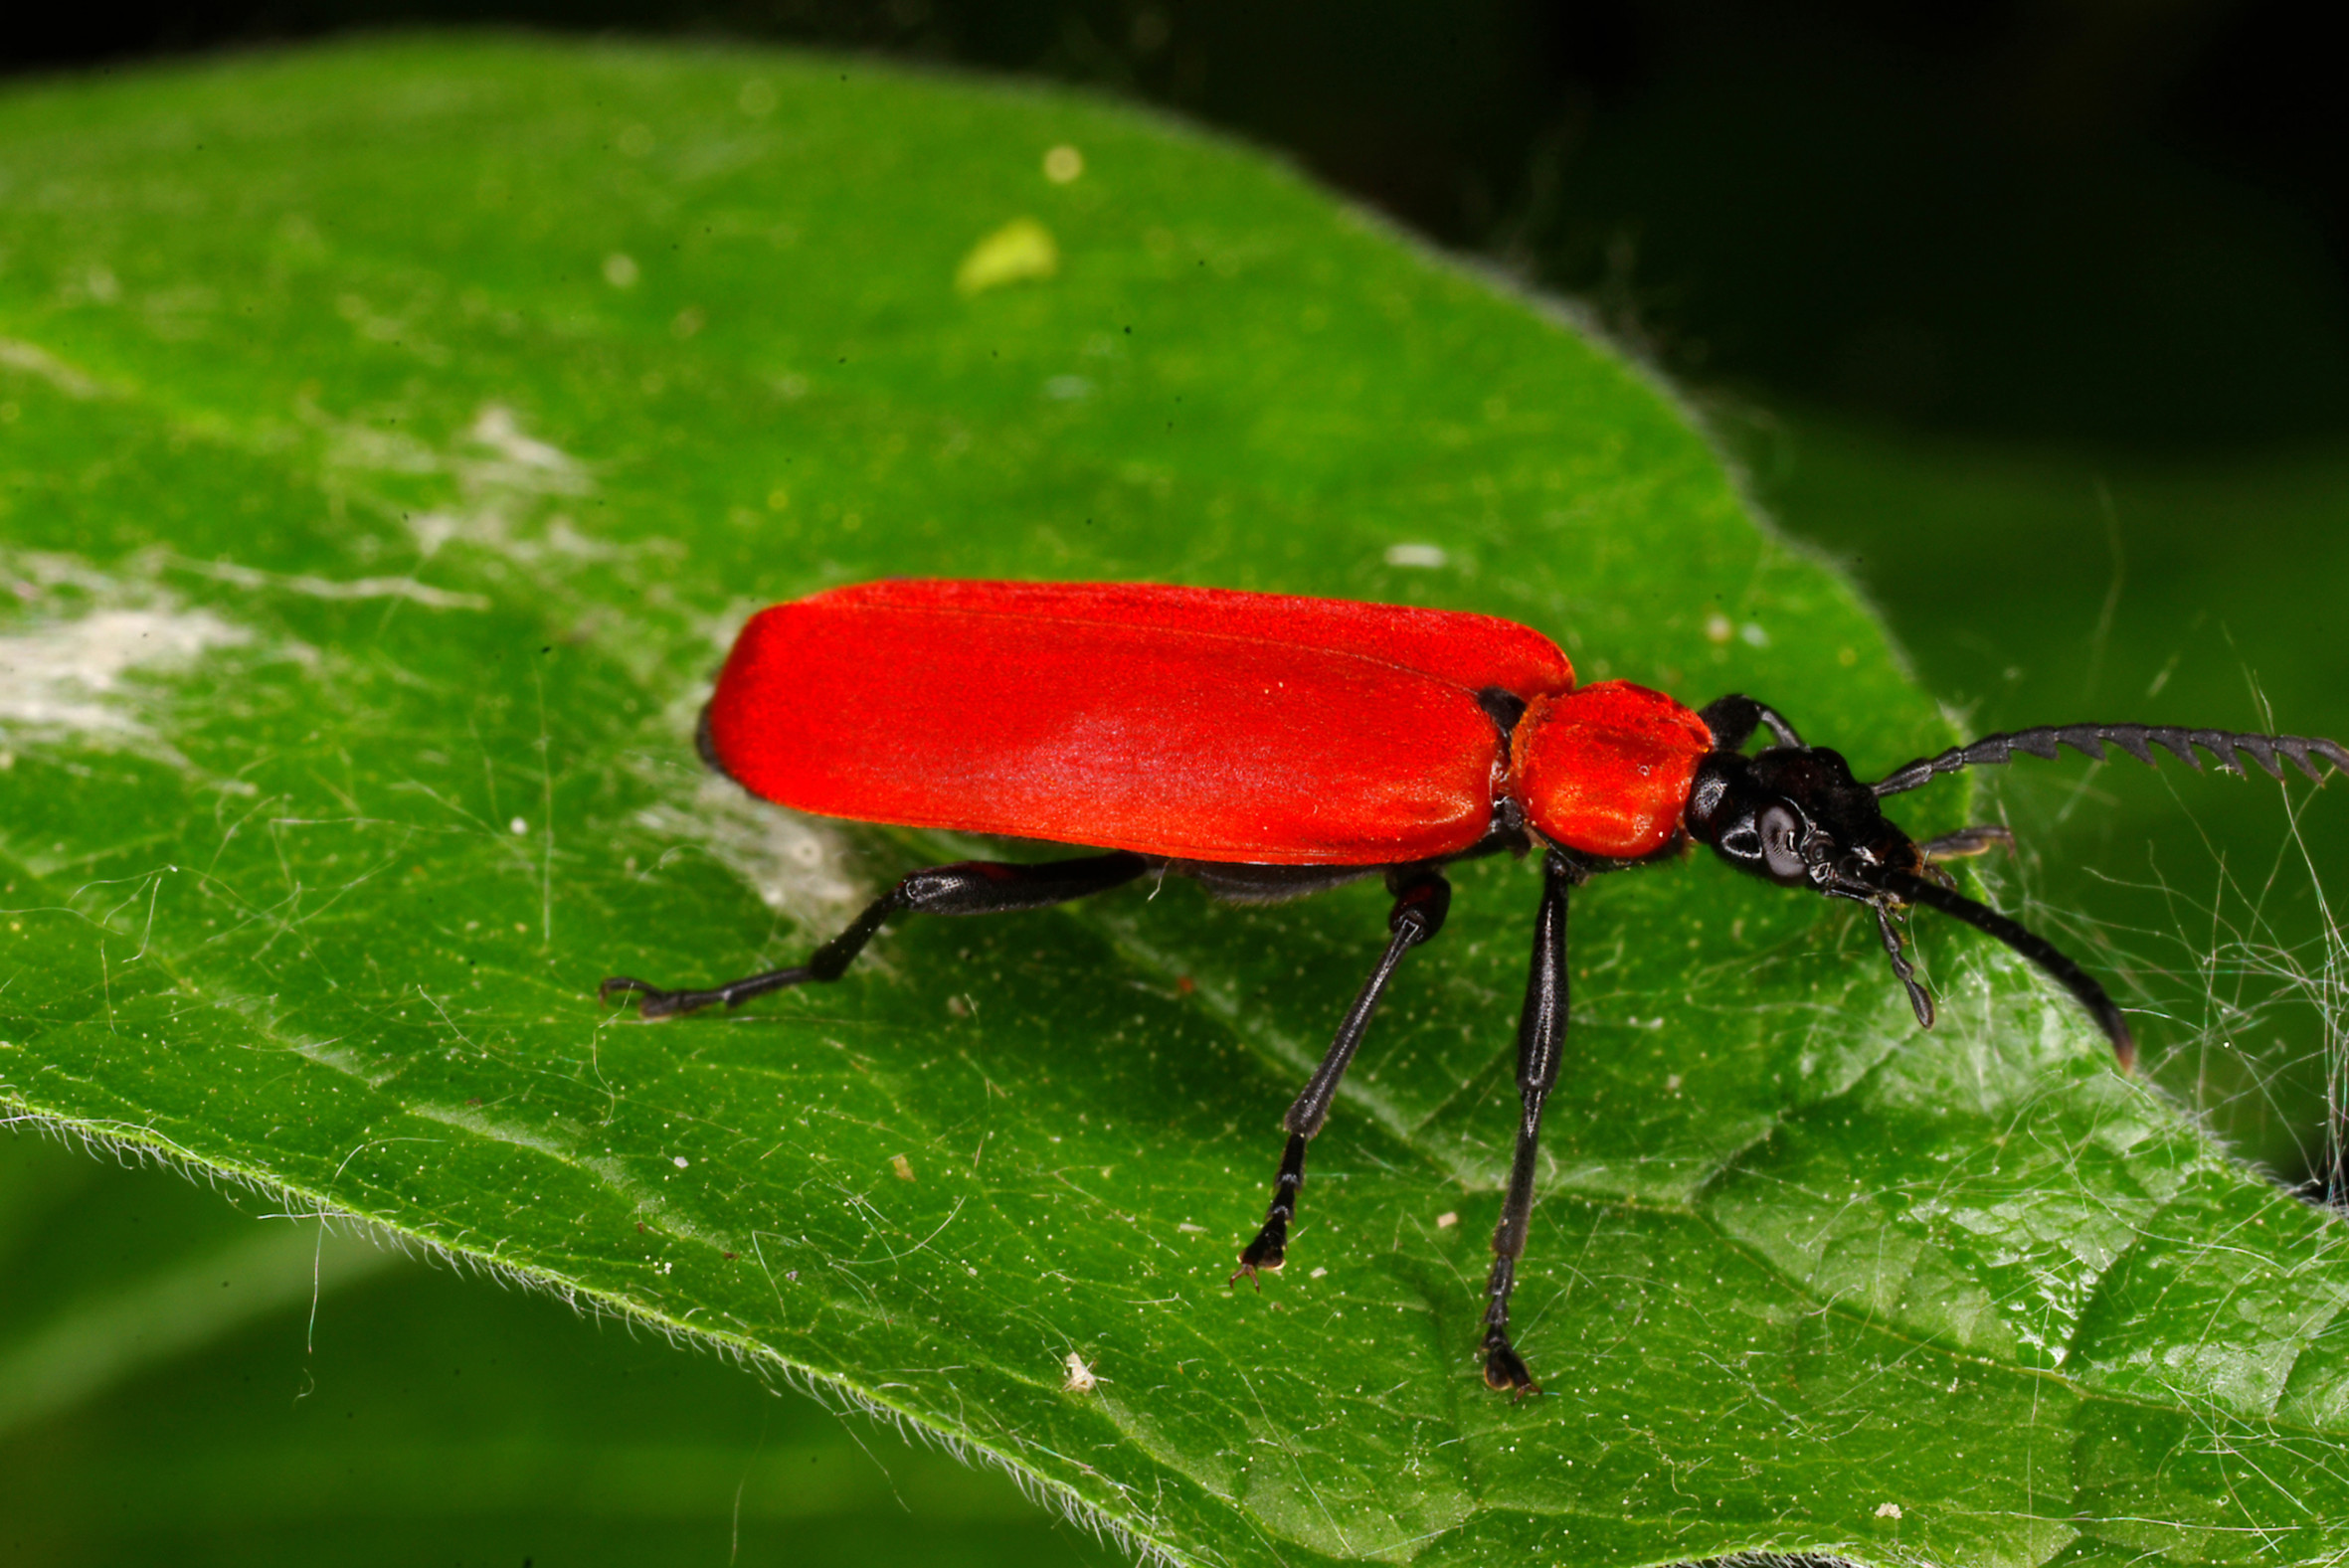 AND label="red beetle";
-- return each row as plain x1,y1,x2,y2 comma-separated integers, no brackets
603,579,2347,1393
